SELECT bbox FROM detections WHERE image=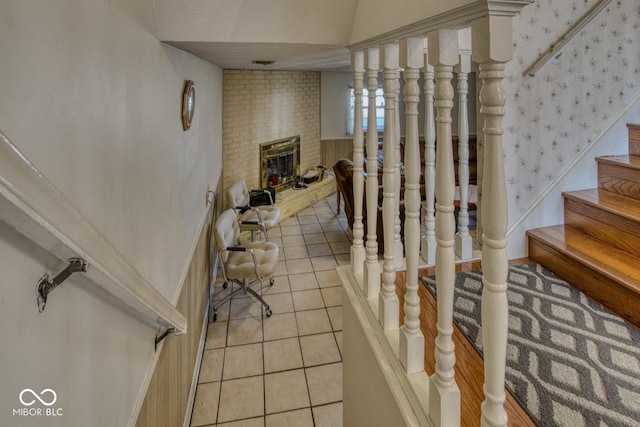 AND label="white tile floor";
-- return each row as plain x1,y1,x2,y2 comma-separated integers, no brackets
190,195,350,427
